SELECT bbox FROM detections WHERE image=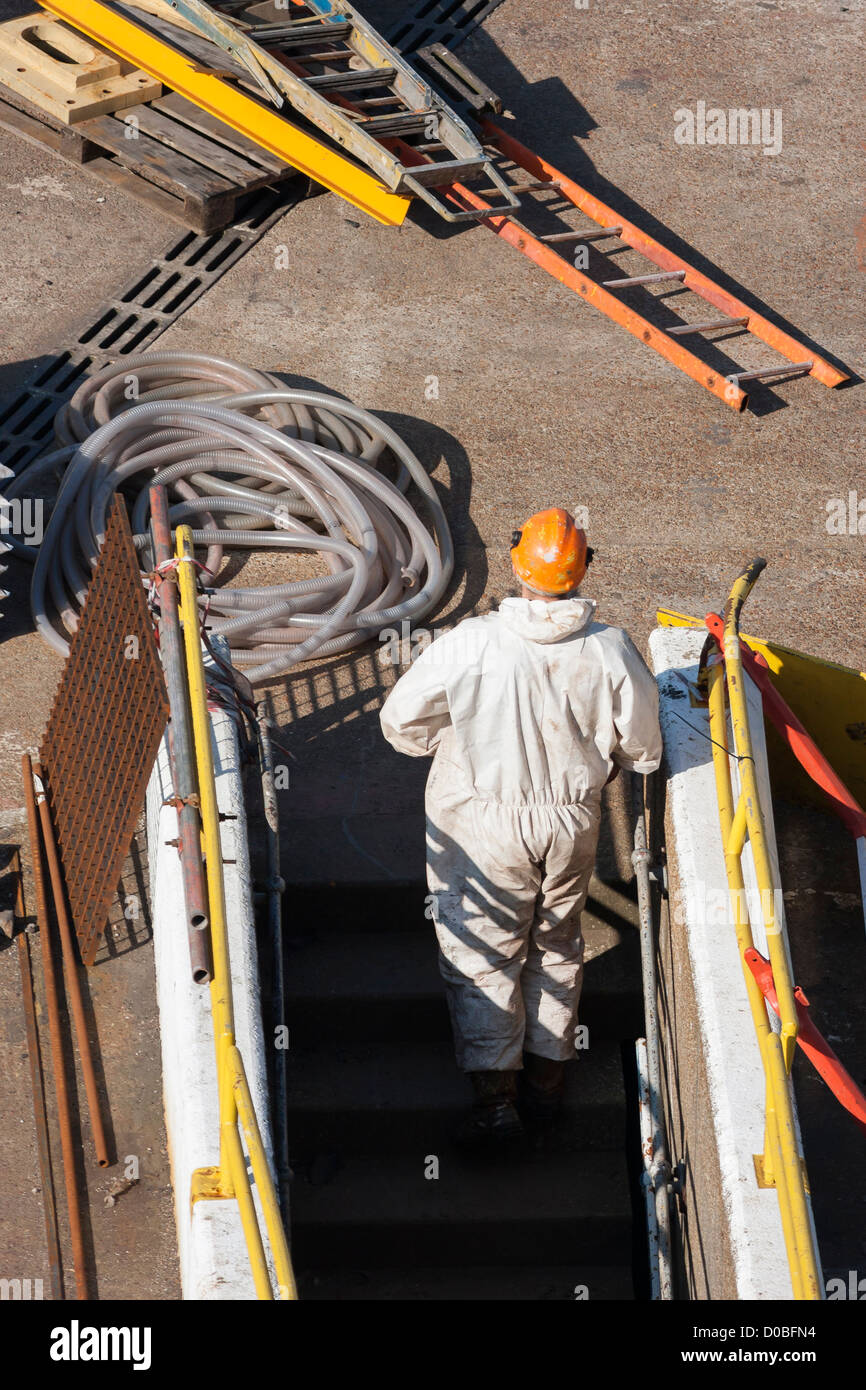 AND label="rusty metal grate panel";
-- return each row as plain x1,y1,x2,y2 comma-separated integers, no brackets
39,495,169,966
